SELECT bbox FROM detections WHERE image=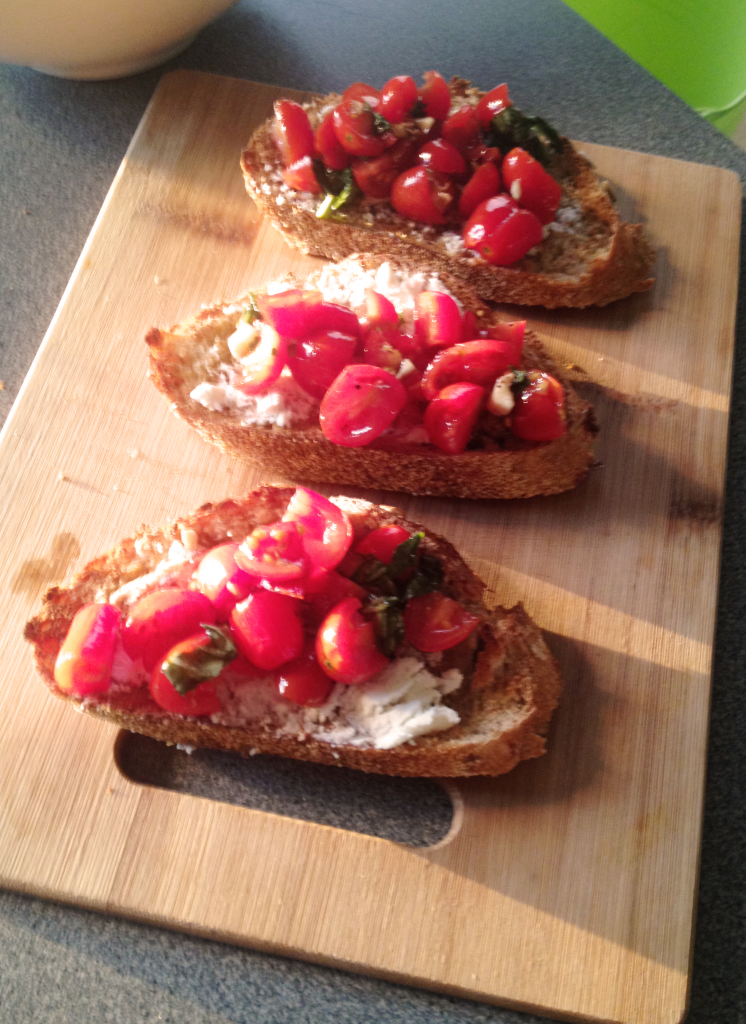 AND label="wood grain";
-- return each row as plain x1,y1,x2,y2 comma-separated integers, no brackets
0,71,741,1024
